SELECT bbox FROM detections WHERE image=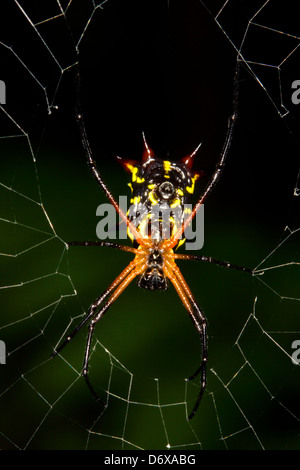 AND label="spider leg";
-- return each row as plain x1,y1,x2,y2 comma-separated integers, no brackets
81,260,147,403
167,61,241,249
174,253,252,274
51,259,139,358
164,259,207,420
68,240,137,254
75,68,143,245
